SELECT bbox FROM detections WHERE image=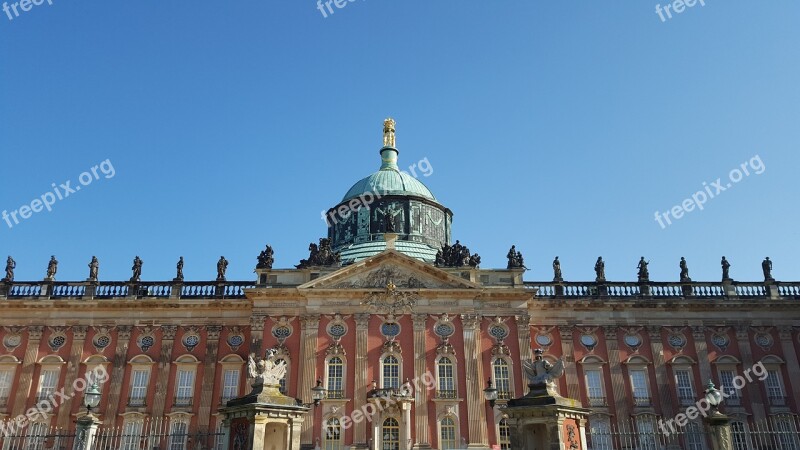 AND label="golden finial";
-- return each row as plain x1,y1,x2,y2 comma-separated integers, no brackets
383,118,396,148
